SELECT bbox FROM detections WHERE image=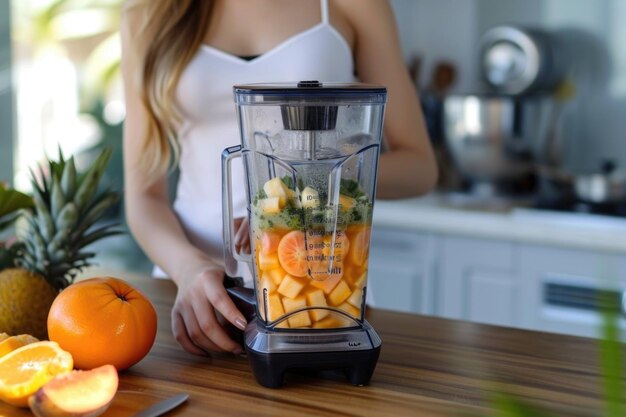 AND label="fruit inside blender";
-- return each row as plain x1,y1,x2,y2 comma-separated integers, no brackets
251,170,373,329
